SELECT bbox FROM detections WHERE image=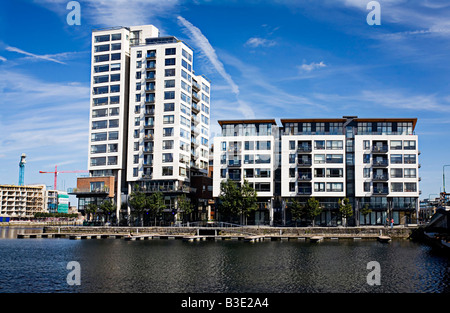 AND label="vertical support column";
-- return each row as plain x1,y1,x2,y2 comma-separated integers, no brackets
116,169,122,225
269,198,274,226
